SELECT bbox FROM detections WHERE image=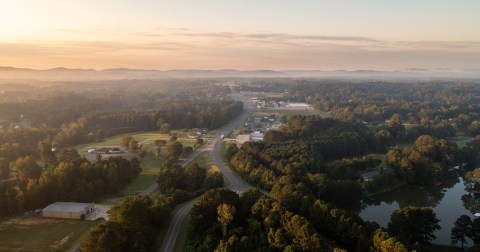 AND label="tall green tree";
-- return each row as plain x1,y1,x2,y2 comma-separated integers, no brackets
119,135,133,148
451,215,472,248
217,203,236,238
9,156,42,182
0,157,9,179
81,221,128,252
166,141,183,157
388,207,440,244
470,217,480,246
128,139,139,152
